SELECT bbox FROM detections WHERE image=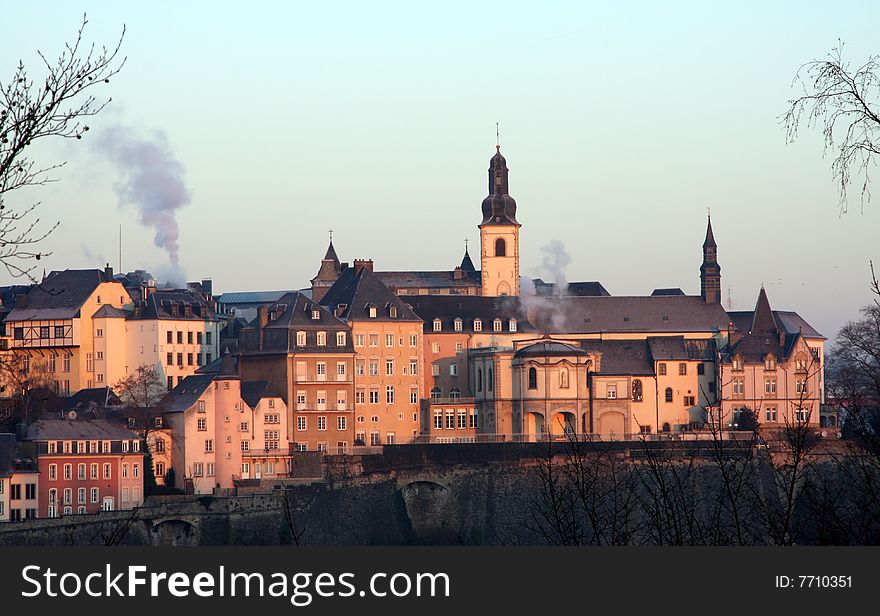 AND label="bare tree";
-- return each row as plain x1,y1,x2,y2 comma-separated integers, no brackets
114,364,166,409
0,14,125,278
783,43,880,213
